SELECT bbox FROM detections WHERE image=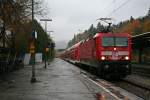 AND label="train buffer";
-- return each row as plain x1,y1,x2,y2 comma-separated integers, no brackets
0,58,143,100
